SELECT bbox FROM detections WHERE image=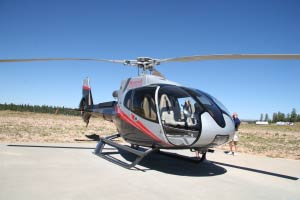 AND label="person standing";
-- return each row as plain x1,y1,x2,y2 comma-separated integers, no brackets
227,112,241,155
